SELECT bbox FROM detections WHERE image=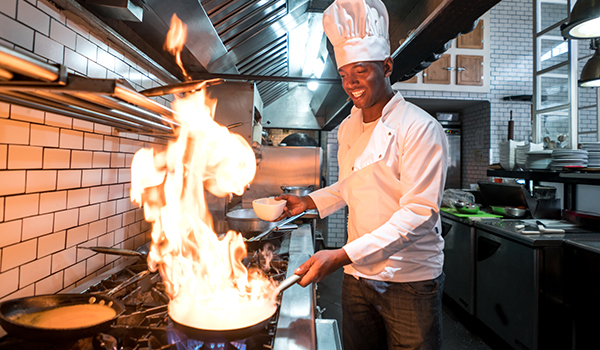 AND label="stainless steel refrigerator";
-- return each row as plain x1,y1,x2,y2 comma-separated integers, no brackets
443,127,461,189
